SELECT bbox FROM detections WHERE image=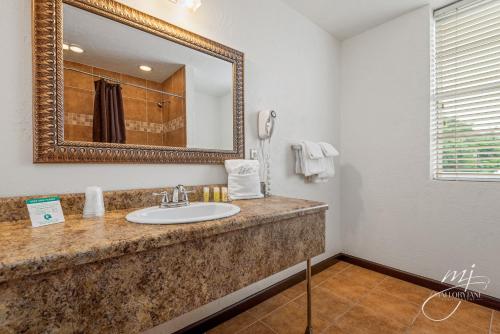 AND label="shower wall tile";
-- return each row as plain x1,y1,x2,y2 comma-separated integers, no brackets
165,128,186,147
63,61,186,146
163,66,186,96
126,130,148,145
147,102,163,123
147,81,164,92
64,62,94,91
121,74,147,100
64,87,94,115
65,113,93,127
123,98,148,121
148,133,163,146
65,124,93,142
